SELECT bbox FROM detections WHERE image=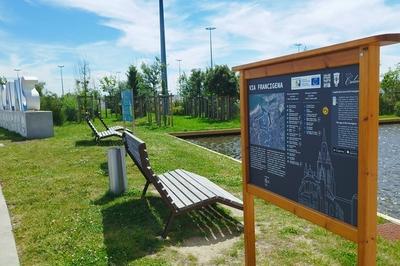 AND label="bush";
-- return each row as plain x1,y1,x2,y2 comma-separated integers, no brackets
61,95,78,122
173,105,184,115
394,101,400,117
40,93,65,125
379,95,394,115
